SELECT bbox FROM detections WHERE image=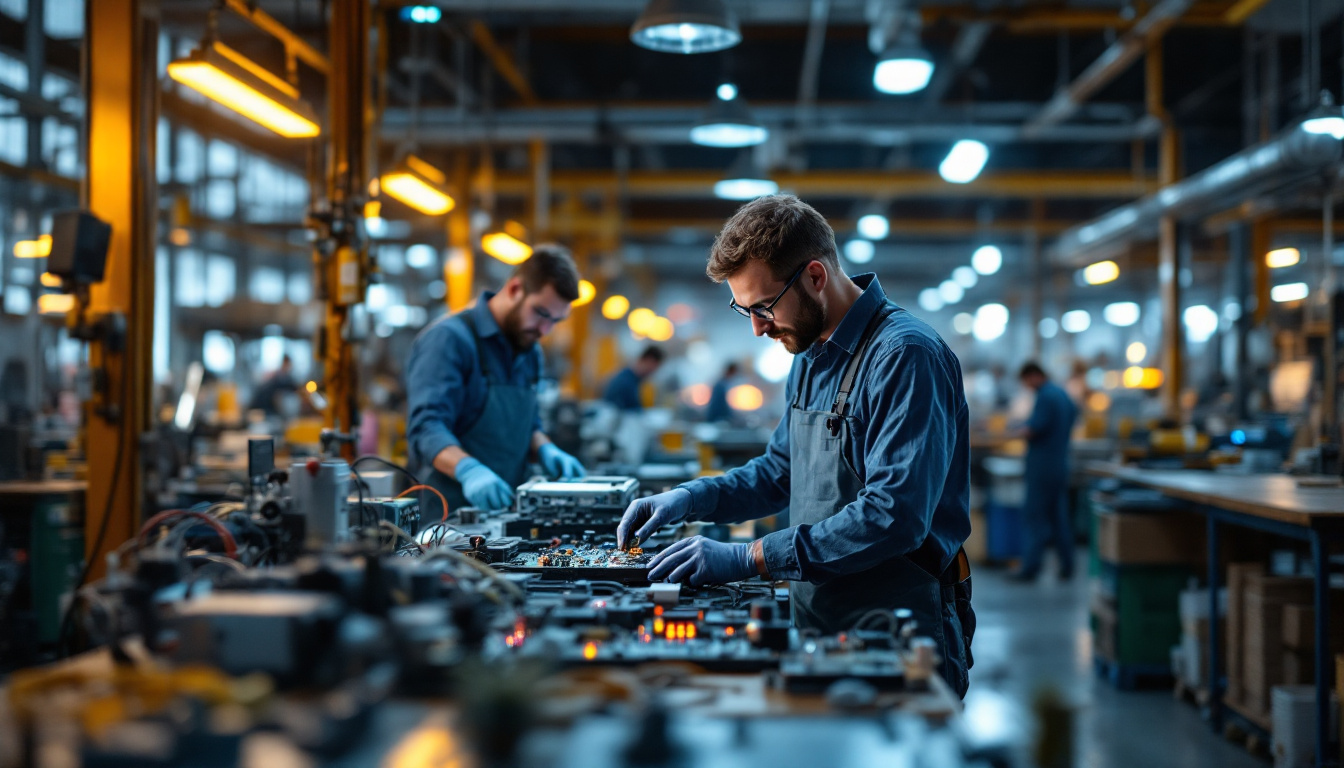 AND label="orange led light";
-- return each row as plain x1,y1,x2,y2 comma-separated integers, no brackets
686,624,697,639
582,641,598,661
653,618,665,634
654,606,664,616
724,626,735,636
665,625,676,641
